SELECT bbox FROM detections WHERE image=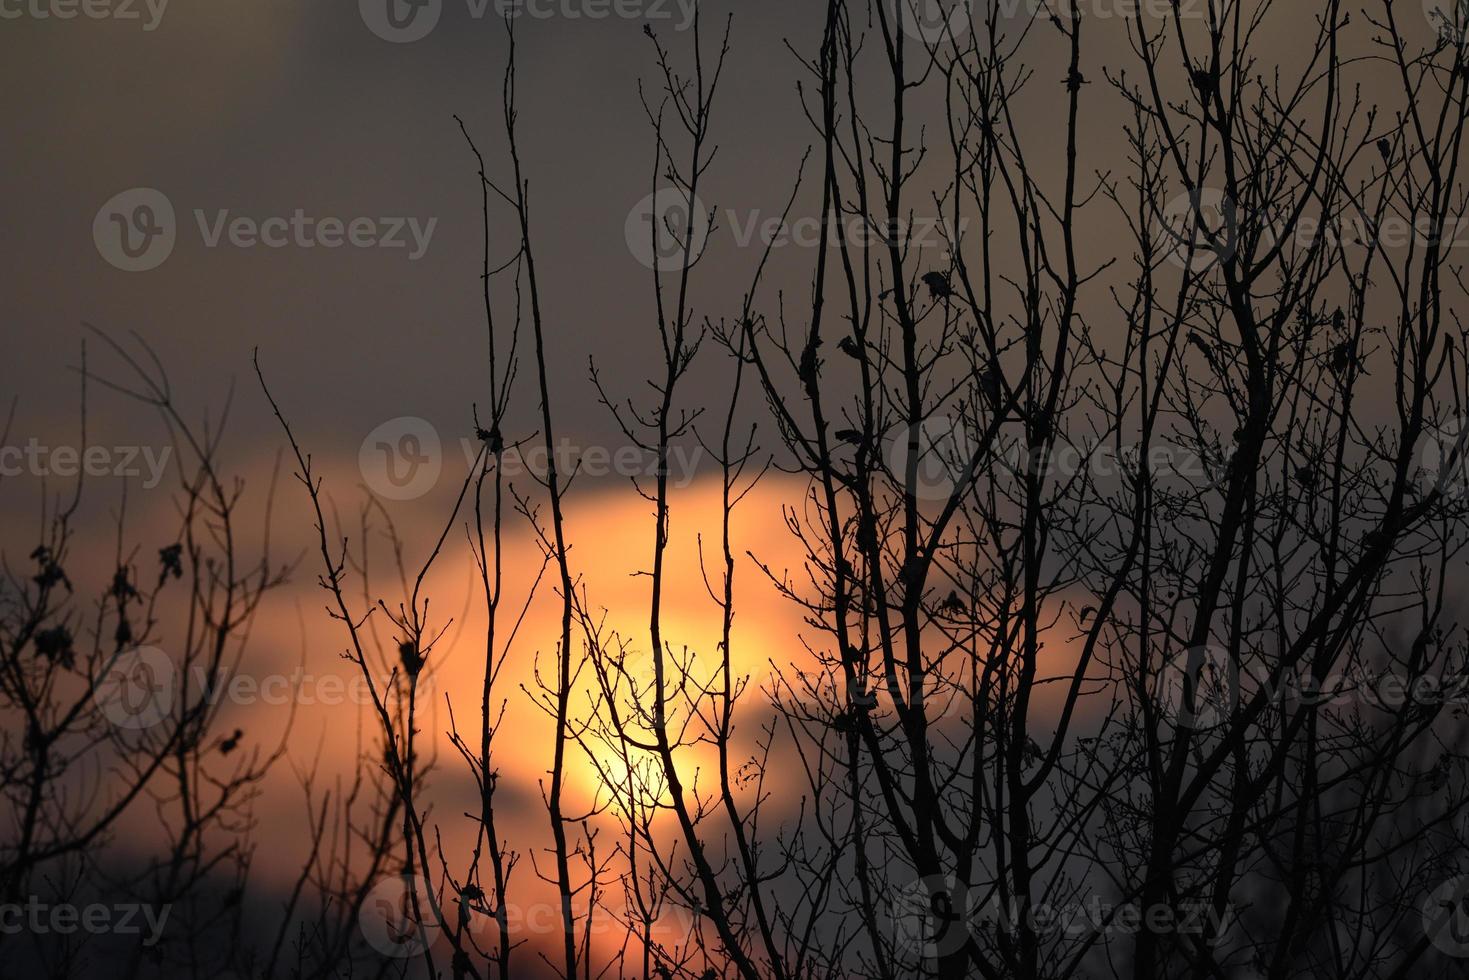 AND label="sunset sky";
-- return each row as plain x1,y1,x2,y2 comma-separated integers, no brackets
5,1,1464,974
